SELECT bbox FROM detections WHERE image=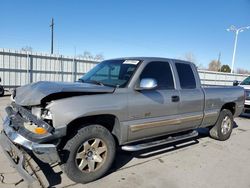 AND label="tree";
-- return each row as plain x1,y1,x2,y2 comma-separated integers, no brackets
236,68,250,75
208,60,221,71
83,51,93,60
21,46,33,53
94,54,104,61
77,51,104,61
183,52,197,64
220,65,231,73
